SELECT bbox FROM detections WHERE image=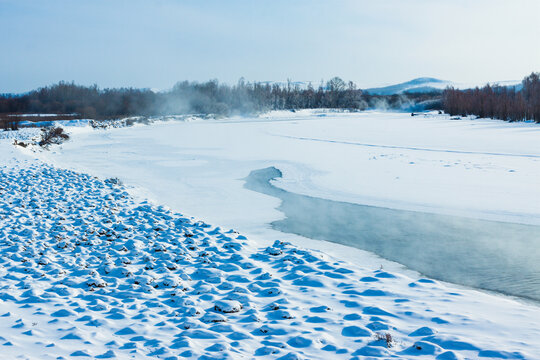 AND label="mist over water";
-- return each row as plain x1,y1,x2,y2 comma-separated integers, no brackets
245,167,540,302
